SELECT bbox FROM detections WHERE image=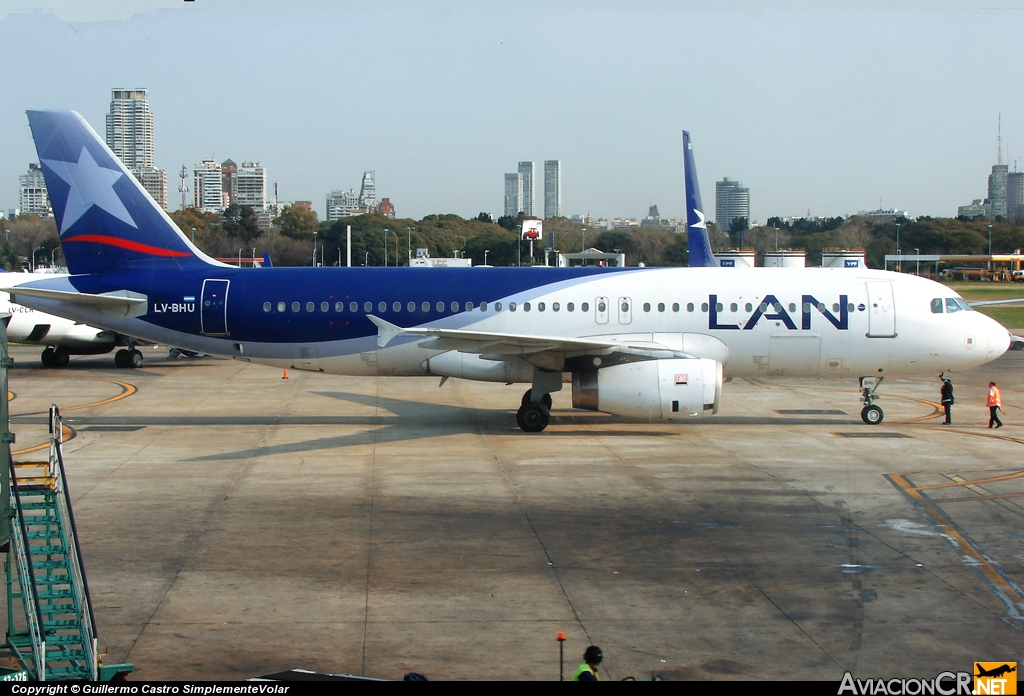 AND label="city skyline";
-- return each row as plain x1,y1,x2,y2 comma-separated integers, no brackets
2,2,1024,222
